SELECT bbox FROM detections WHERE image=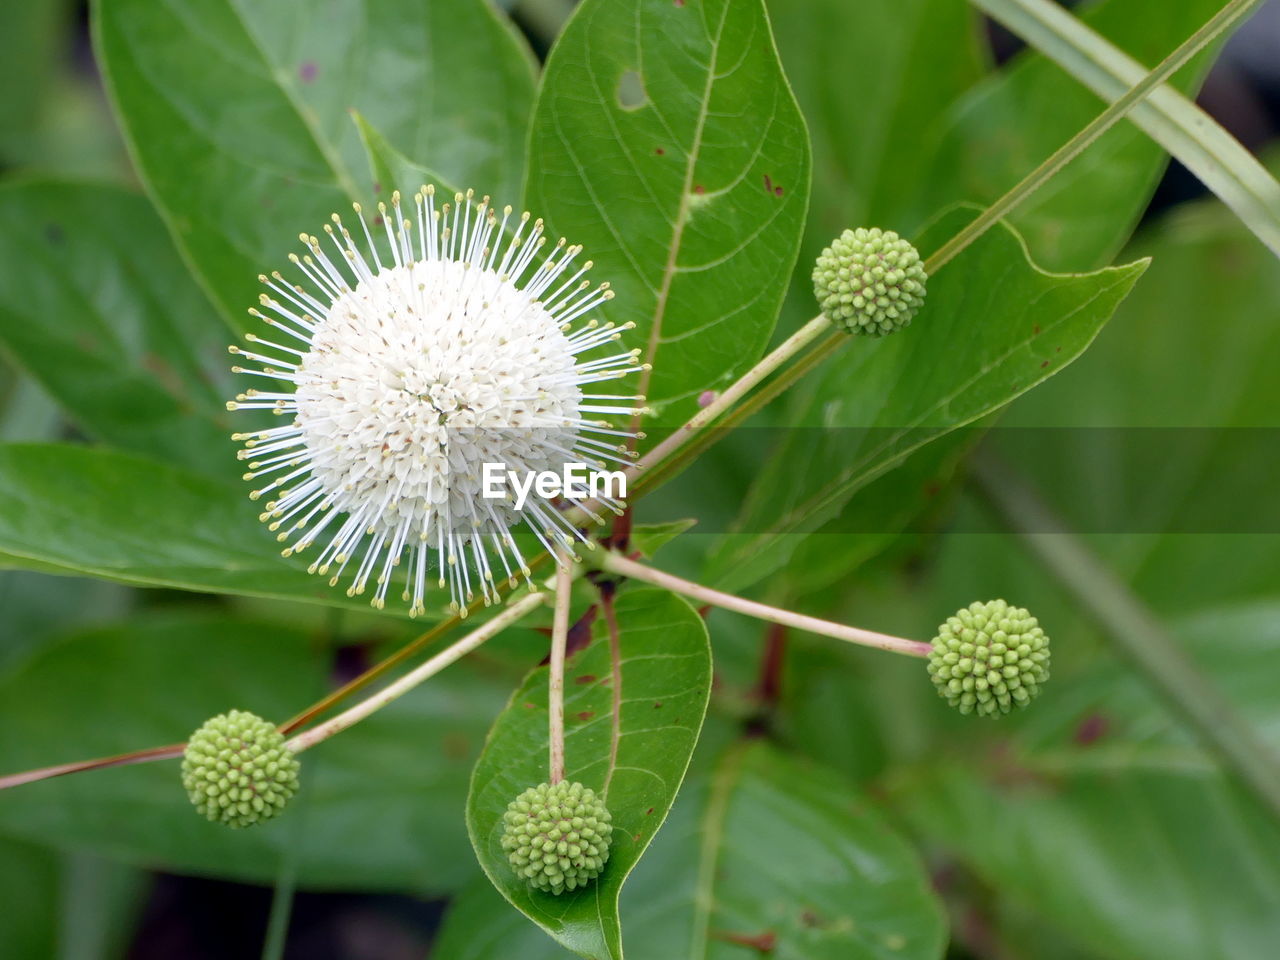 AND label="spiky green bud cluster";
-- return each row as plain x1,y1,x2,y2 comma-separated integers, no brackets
813,227,927,335
501,780,613,894
181,709,300,828
928,600,1050,717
